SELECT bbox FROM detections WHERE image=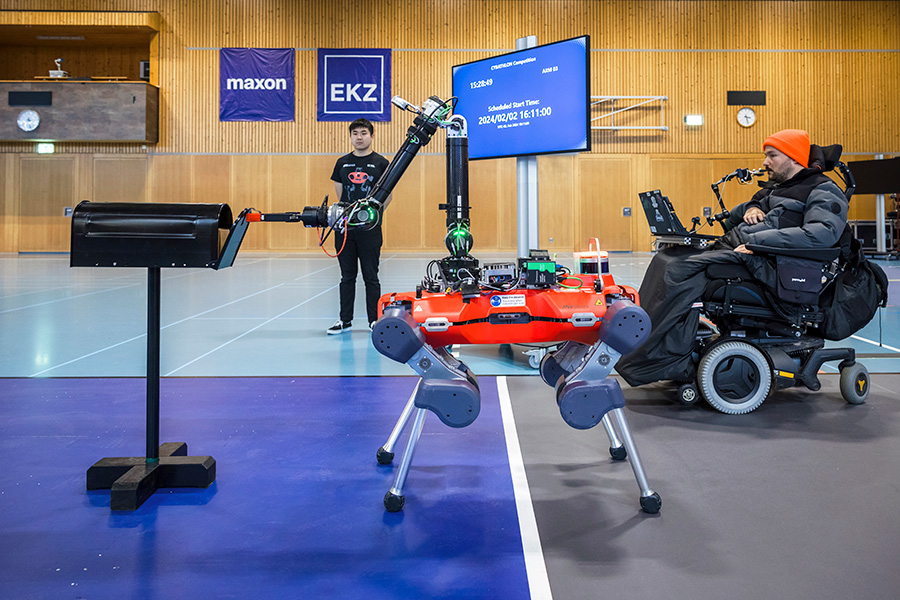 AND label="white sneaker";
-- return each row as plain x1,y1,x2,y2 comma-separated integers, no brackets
327,320,351,335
